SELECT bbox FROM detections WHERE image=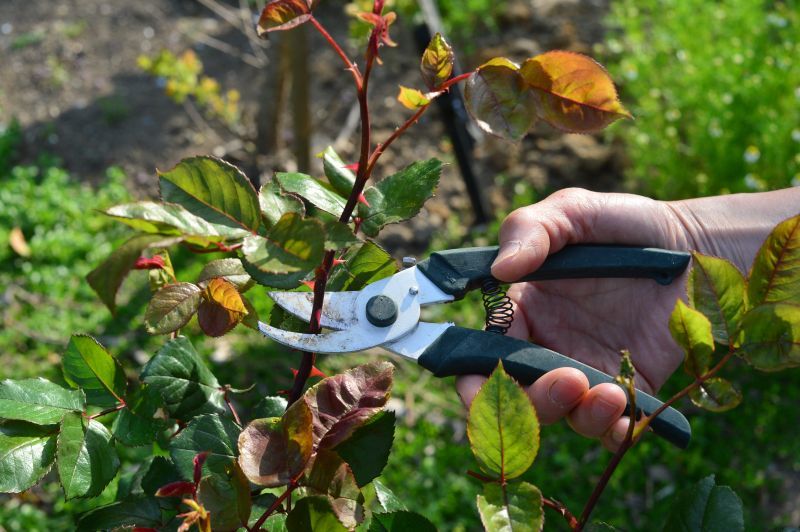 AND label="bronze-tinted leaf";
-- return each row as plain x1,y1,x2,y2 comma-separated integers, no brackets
464,58,538,141
519,51,631,133
198,278,247,337
306,449,364,529
748,215,800,307
237,400,313,487
303,361,394,449
737,303,800,371
144,282,202,334
420,33,454,90
257,0,316,35
688,253,747,346
669,300,715,378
